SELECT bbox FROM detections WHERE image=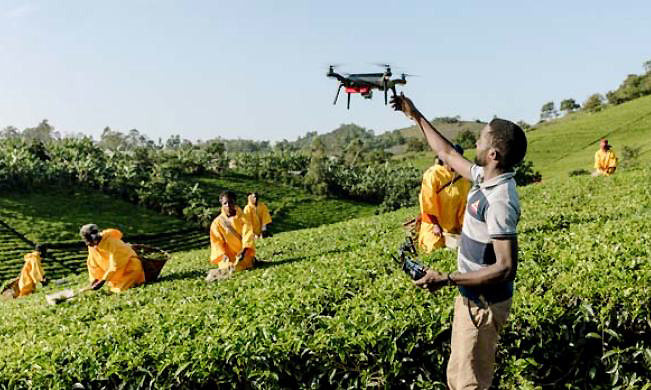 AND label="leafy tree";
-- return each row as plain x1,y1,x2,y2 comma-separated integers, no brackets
344,137,365,165
454,129,477,149
560,98,580,114
0,126,20,140
406,137,427,152
583,94,605,112
304,138,328,195
540,102,557,121
516,121,531,131
22,119,59,142
644,59,651,74
99,127,127,150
